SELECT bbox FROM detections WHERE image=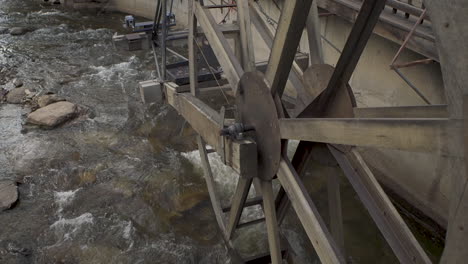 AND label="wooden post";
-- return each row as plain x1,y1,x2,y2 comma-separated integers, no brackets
188,0,198,96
